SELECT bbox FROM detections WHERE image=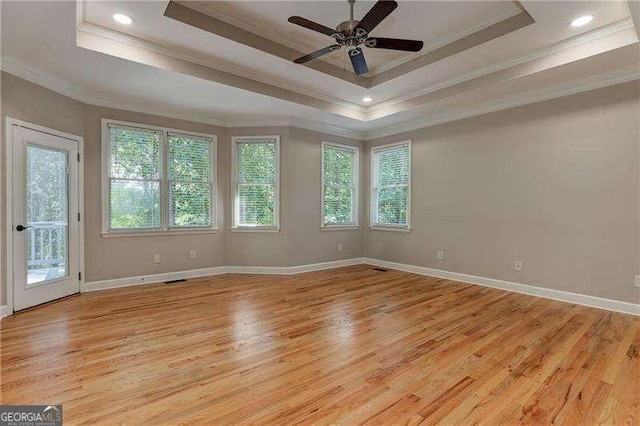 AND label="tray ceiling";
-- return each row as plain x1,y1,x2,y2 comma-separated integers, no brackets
1,1,638,138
